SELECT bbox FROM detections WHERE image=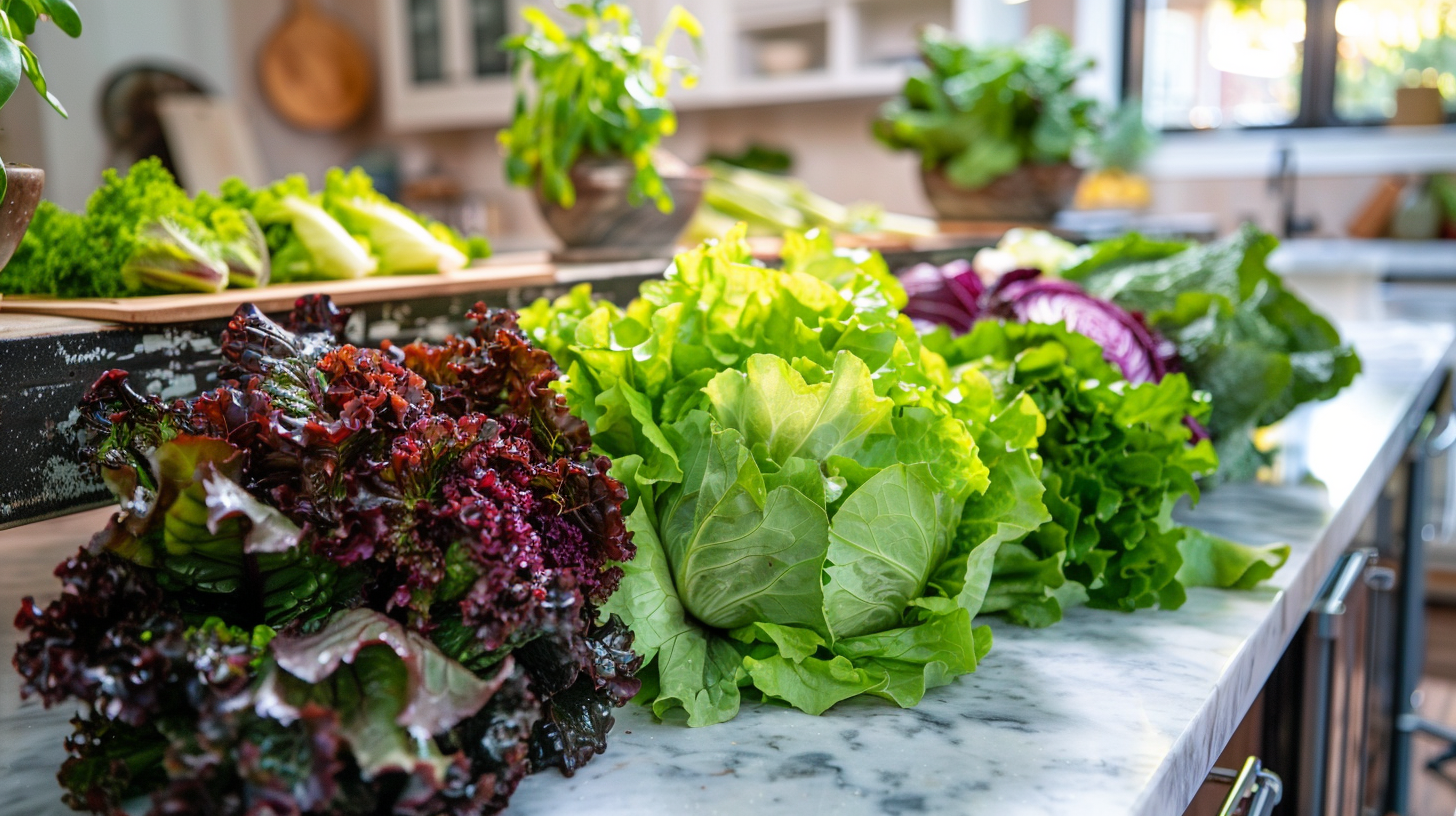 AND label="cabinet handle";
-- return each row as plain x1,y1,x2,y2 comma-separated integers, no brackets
1426,412,1456,542
1314,548,1377,639
1214,756,1283,816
